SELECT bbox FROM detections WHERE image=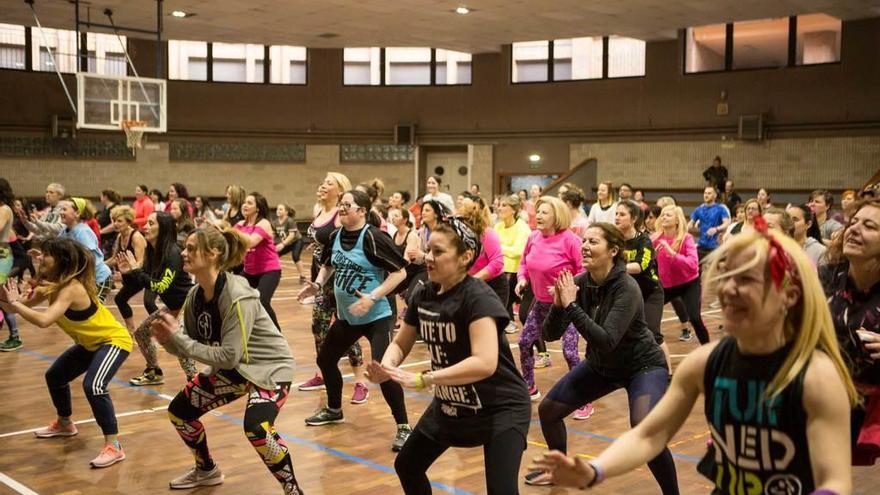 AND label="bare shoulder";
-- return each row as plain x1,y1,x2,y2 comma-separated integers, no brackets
674,341,721,394
802,349,849,411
